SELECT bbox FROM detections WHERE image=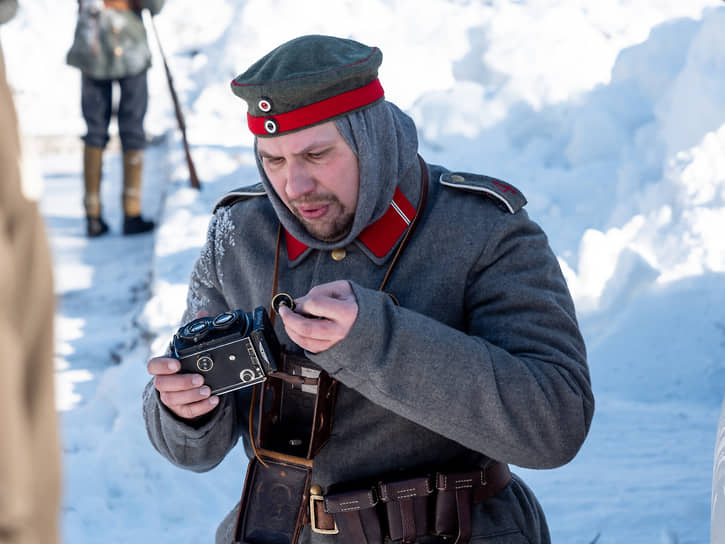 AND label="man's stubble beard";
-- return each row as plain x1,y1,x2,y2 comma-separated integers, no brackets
291,195,355,243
